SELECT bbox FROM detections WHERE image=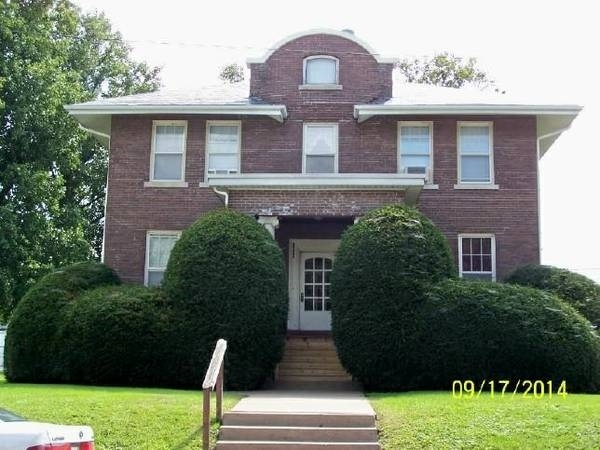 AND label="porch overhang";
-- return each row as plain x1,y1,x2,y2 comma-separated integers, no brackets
207,173,425,205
